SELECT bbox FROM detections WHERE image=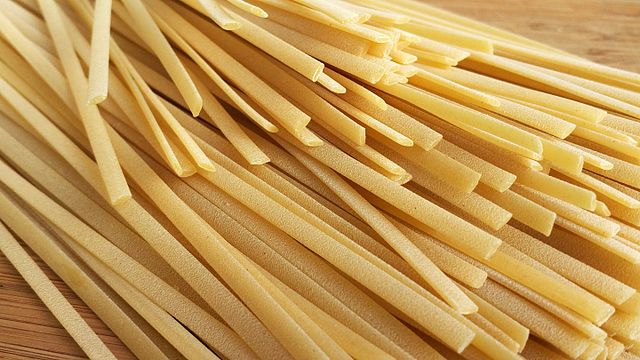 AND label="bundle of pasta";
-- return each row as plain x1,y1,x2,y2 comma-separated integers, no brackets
0,0,639,358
